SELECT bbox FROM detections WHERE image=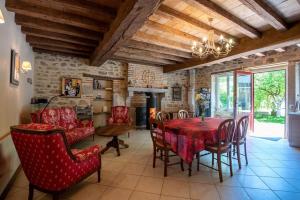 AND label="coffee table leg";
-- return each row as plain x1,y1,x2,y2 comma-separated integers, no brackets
113,136,121,156
101,140,114,154
118,139,129,148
